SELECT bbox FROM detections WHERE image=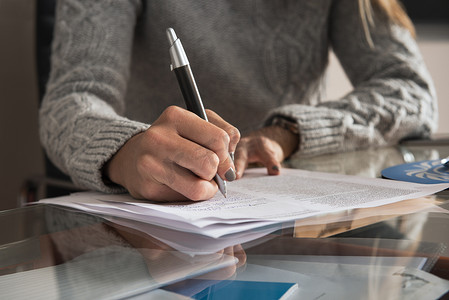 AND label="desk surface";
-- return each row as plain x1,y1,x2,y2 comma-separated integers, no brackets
1,145,449,299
